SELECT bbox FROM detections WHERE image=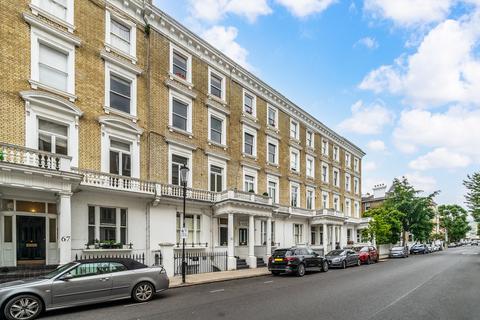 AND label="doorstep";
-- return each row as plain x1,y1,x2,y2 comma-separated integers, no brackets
169,267,269,288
